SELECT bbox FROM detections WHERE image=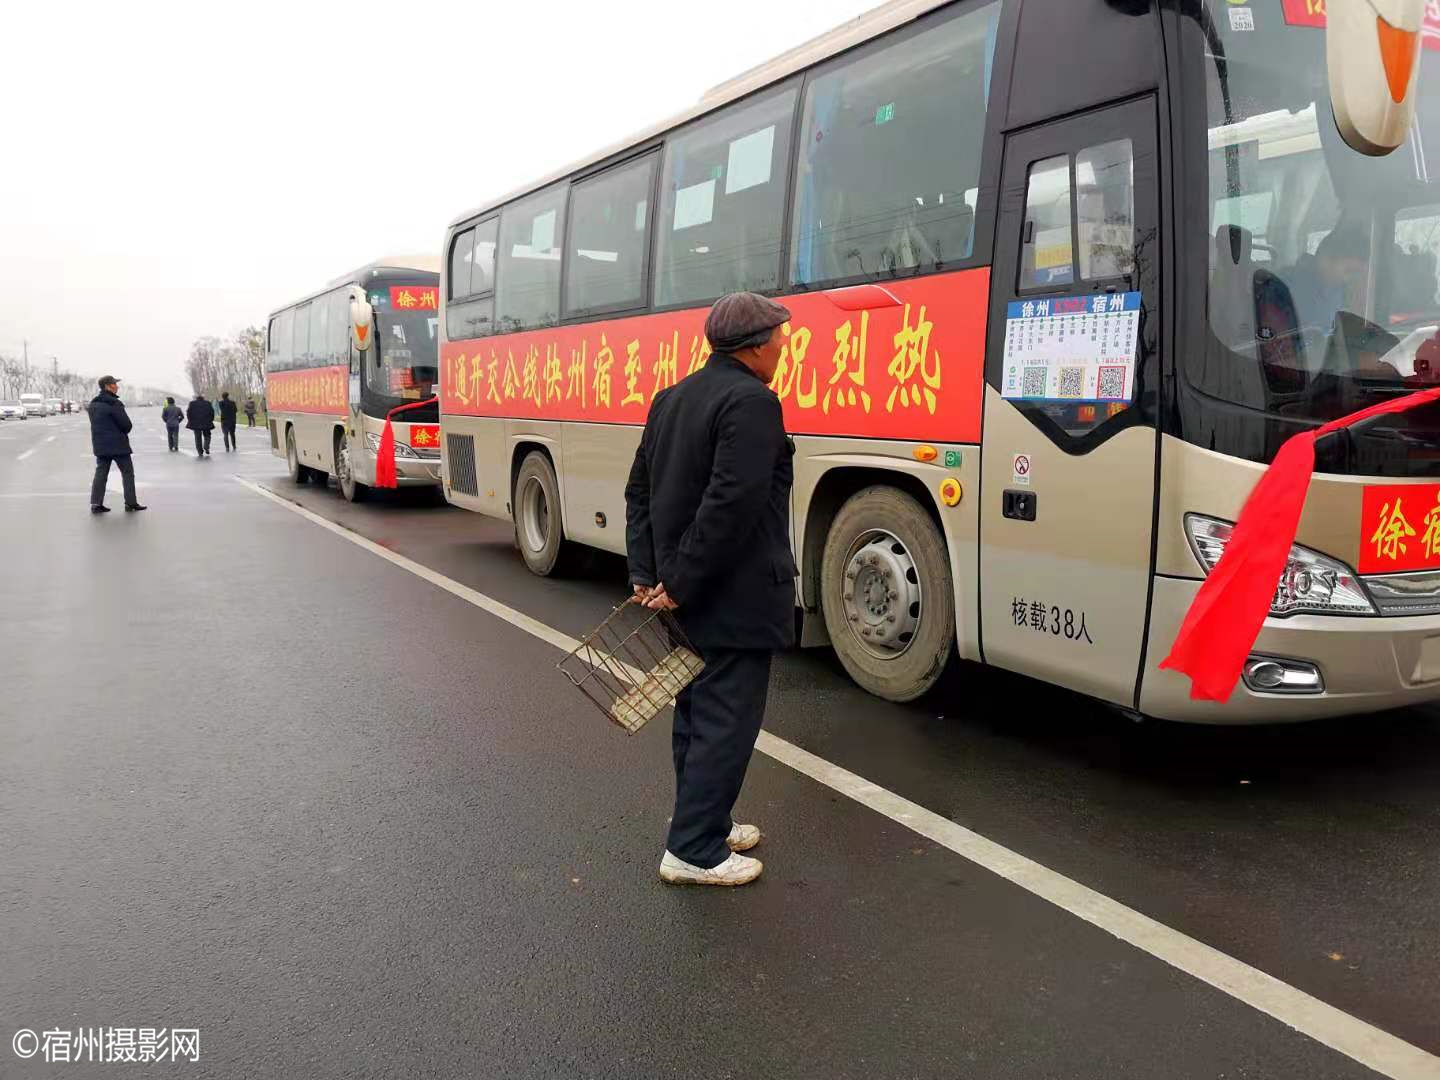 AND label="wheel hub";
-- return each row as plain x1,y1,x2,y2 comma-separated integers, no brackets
841,531,922,659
